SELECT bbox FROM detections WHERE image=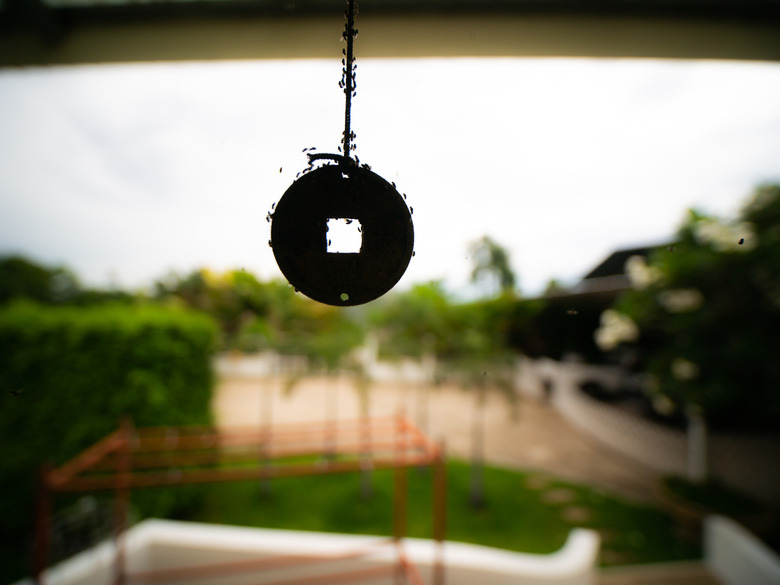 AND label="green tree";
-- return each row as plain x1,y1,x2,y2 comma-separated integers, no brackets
599,184,780,477
156,268,366,370
155,269,244,344
370,282,533,507
0,256,79,305
368,281,455,360
469,236,517,297
0,255,137,307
